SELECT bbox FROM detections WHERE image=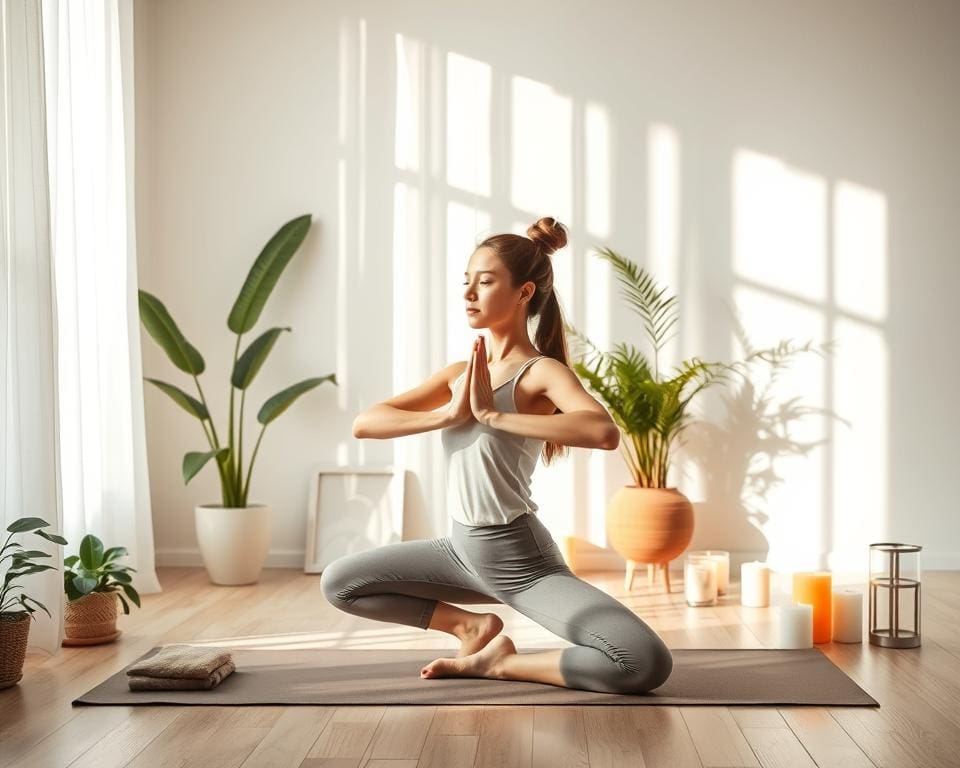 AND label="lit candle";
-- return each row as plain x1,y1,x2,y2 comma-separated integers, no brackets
792,571,833,643
685,557,718,606
687,550,730,595
778,604,813,649
832,588,863,643
740,561,771,607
